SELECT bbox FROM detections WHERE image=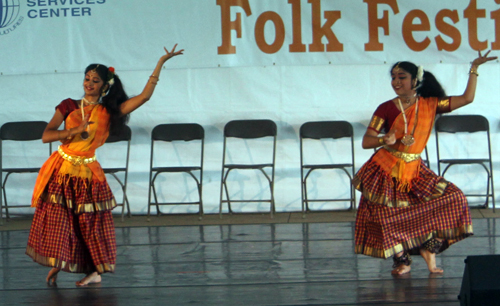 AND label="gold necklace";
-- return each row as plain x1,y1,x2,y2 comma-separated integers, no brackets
397,97,419,146
400,93,416,105
82,97,99,105
79,98,97,140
